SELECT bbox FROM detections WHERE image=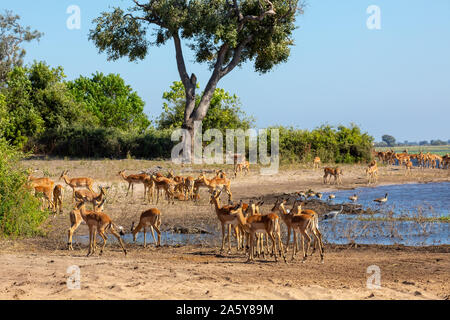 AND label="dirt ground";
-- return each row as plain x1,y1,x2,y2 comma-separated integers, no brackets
0,159,449,300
